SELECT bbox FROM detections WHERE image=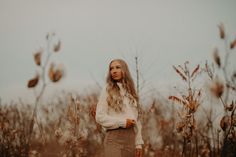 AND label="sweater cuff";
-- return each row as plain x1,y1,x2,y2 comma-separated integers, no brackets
118,119,127,128
135,145,142,149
